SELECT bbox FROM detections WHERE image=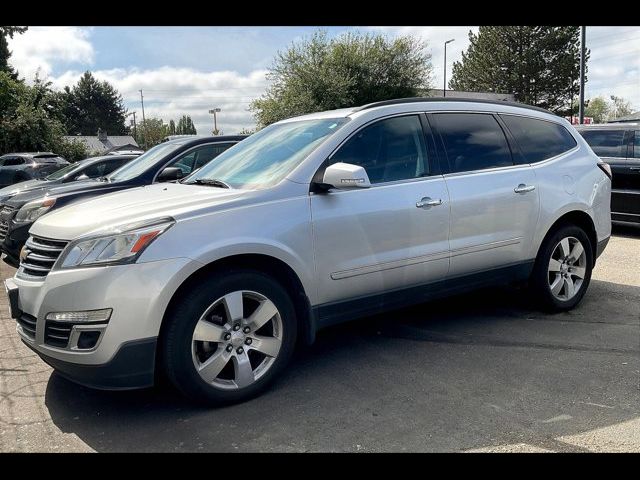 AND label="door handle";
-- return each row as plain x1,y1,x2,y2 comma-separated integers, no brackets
630,167,640,171
514,184,536,194
416,197,443,209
